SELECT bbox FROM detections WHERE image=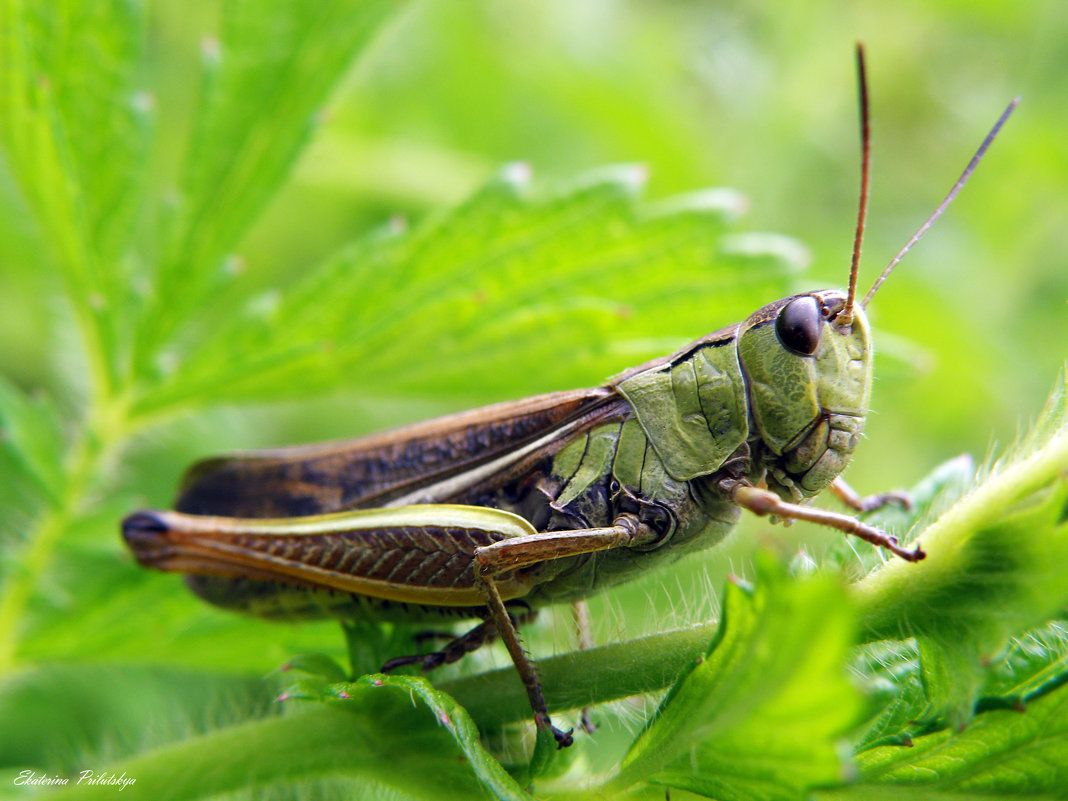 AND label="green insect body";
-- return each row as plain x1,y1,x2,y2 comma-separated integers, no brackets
124,290,882,749
159,290,870,619
123,47,1016,747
